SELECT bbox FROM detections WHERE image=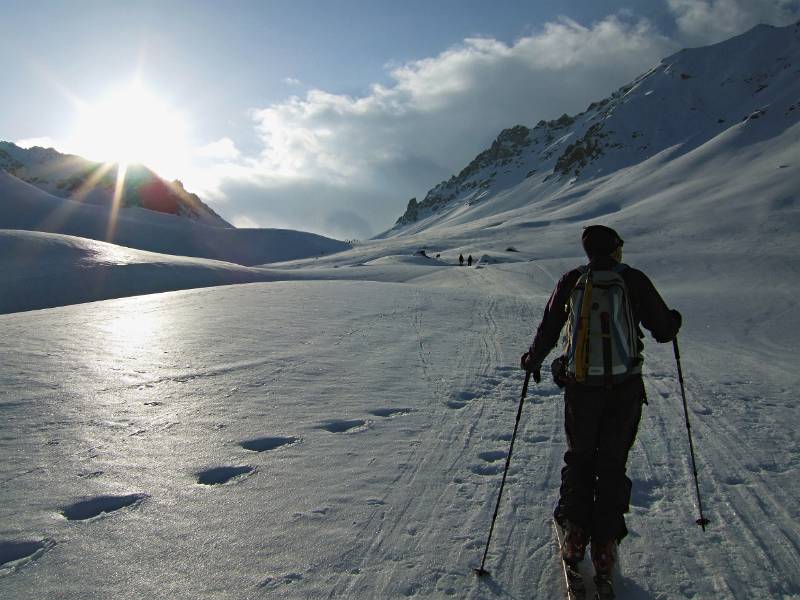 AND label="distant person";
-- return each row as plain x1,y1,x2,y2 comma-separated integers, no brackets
459,254,464,266
467,255,473,267
520,225,681,597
